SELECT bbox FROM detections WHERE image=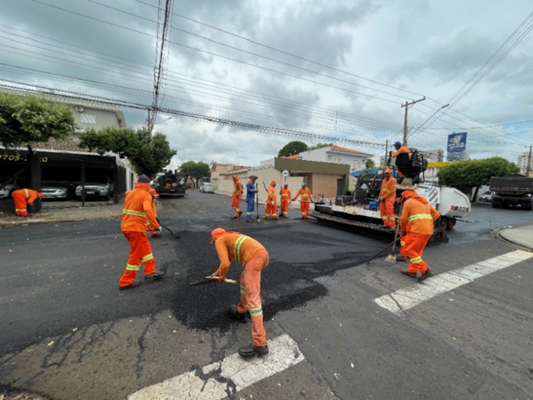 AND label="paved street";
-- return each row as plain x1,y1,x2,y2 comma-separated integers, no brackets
1,190,532,400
